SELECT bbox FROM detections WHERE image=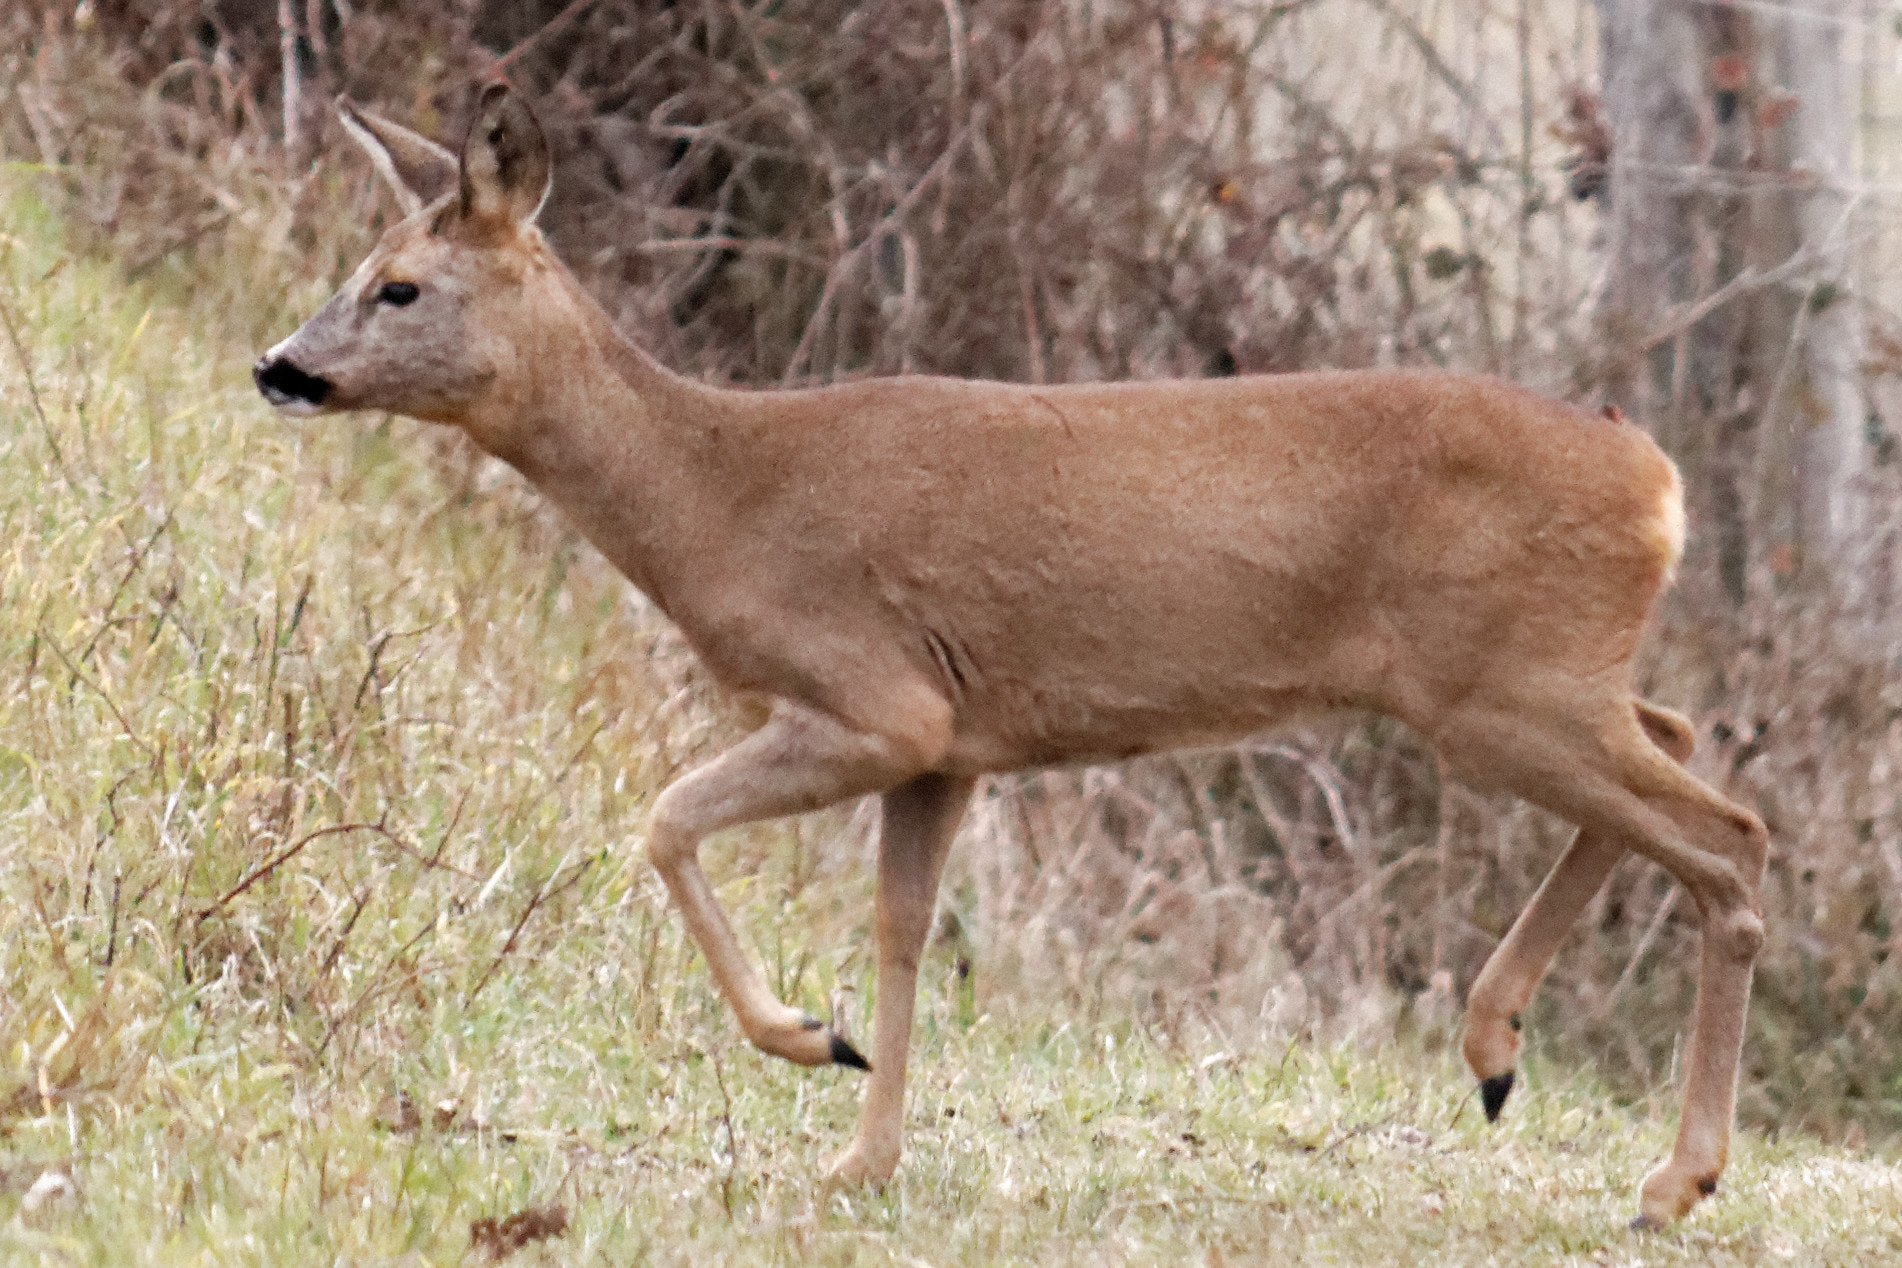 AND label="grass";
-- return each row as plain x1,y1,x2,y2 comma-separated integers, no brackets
5,1010,1902,1266
0,180,1899,1265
